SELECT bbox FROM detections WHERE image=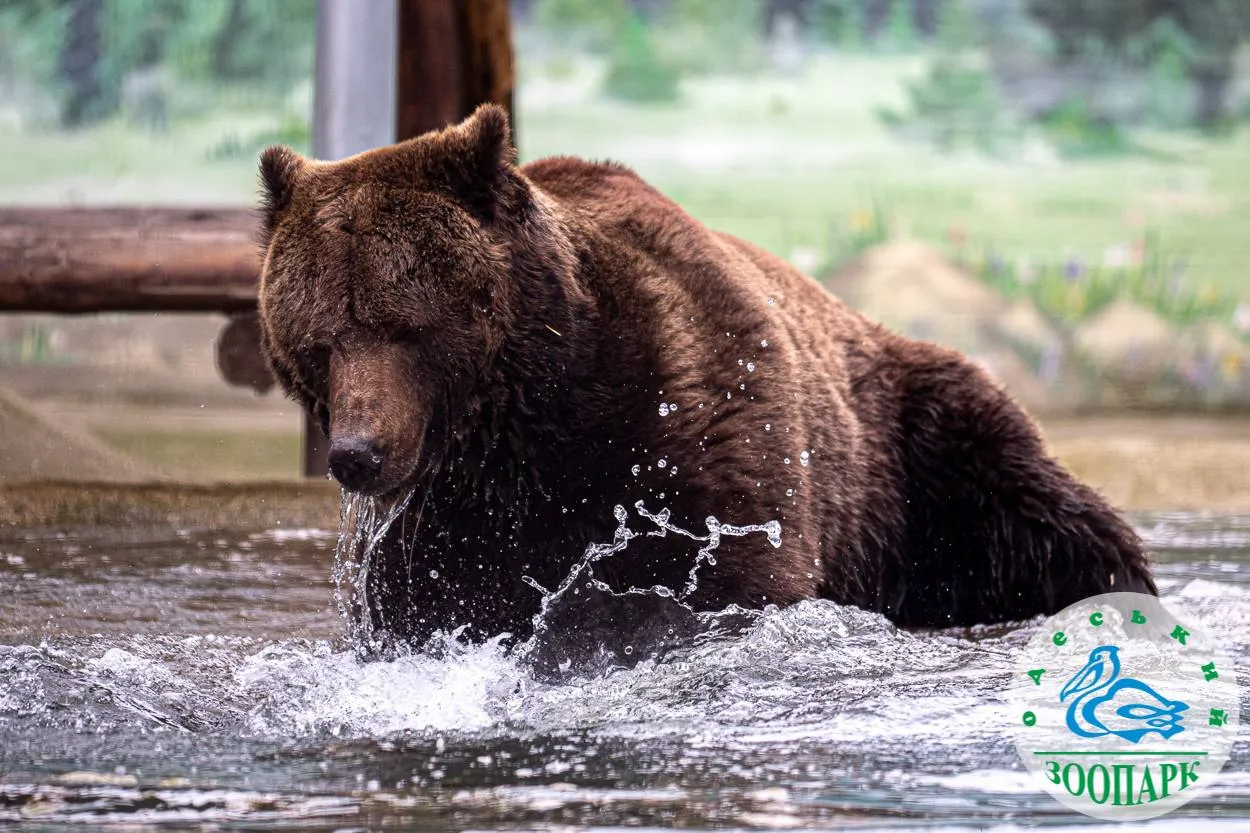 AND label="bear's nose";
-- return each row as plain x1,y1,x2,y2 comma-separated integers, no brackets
328,436,386,492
